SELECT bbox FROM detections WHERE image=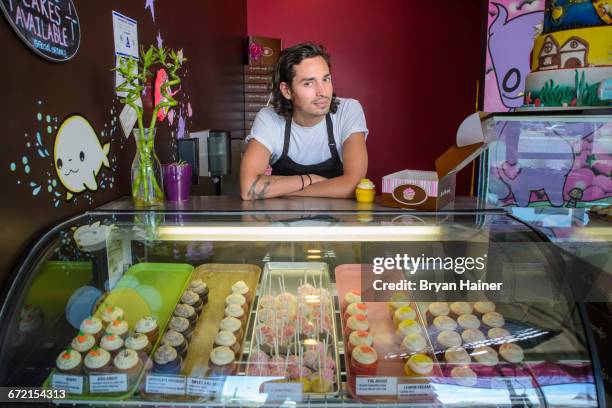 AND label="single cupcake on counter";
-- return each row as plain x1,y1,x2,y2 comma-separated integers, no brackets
400,333,427,356
457,314,480,330
225,304,247,327
101,306,124,326
350,345,378,376
181,290,204,315
355,178,376,203
472,346,499,366
162,330,188,359
348,330,373,354
461,328,486,346
84,347,112,374
189,279,209,305
425,302,450,324
71,332,96,355
344,302,368,322
231,280,252,304
499,343,525,363
396,319,422,338
125,332,152,357
80,316,104,340
451,366,478,387
152,344,182,375
209,346,236,376
432,315,458,332
135,316,159,343
214,330,240,356
219,316,244,343
436,330,462,349
225,293,248,314
404,353,433,377
100,333,124,356
113,349,143,385
342,290,361,312
56,348,82,375
473,301,495,317
174,304,198,327
344,314,369,338
106,318,129,339
168,317,193,342
444,346,471,365
393,306,416,326
488,327,511,343
482,312,505,329
449,302,473,319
